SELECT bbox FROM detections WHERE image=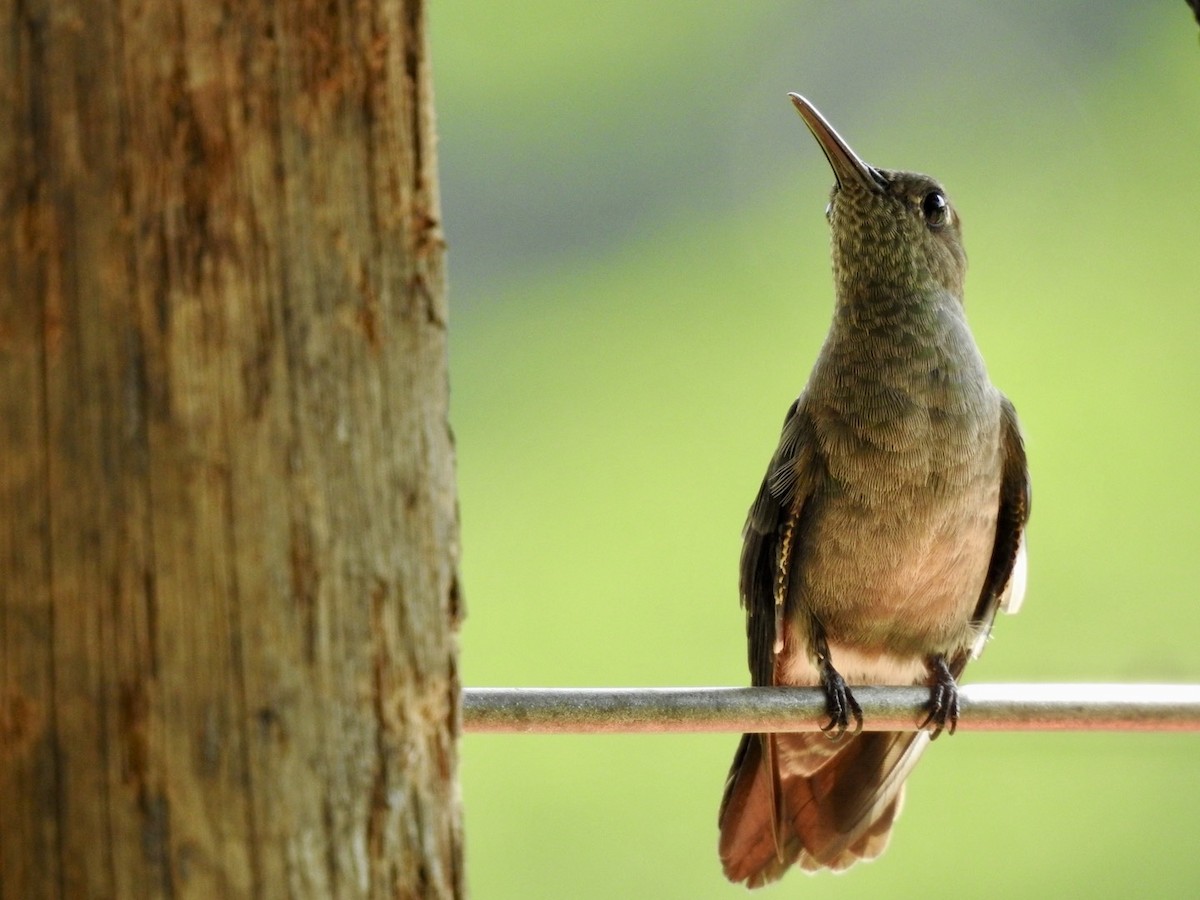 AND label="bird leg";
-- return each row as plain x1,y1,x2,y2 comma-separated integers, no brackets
812,629,863,739
920,654,960,739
